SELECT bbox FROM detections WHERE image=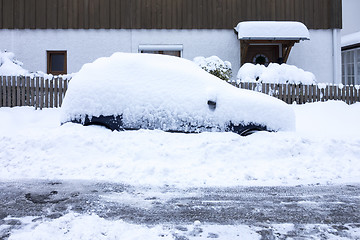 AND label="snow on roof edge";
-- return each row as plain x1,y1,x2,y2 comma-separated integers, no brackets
341,31,360,48
234,21,310,41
